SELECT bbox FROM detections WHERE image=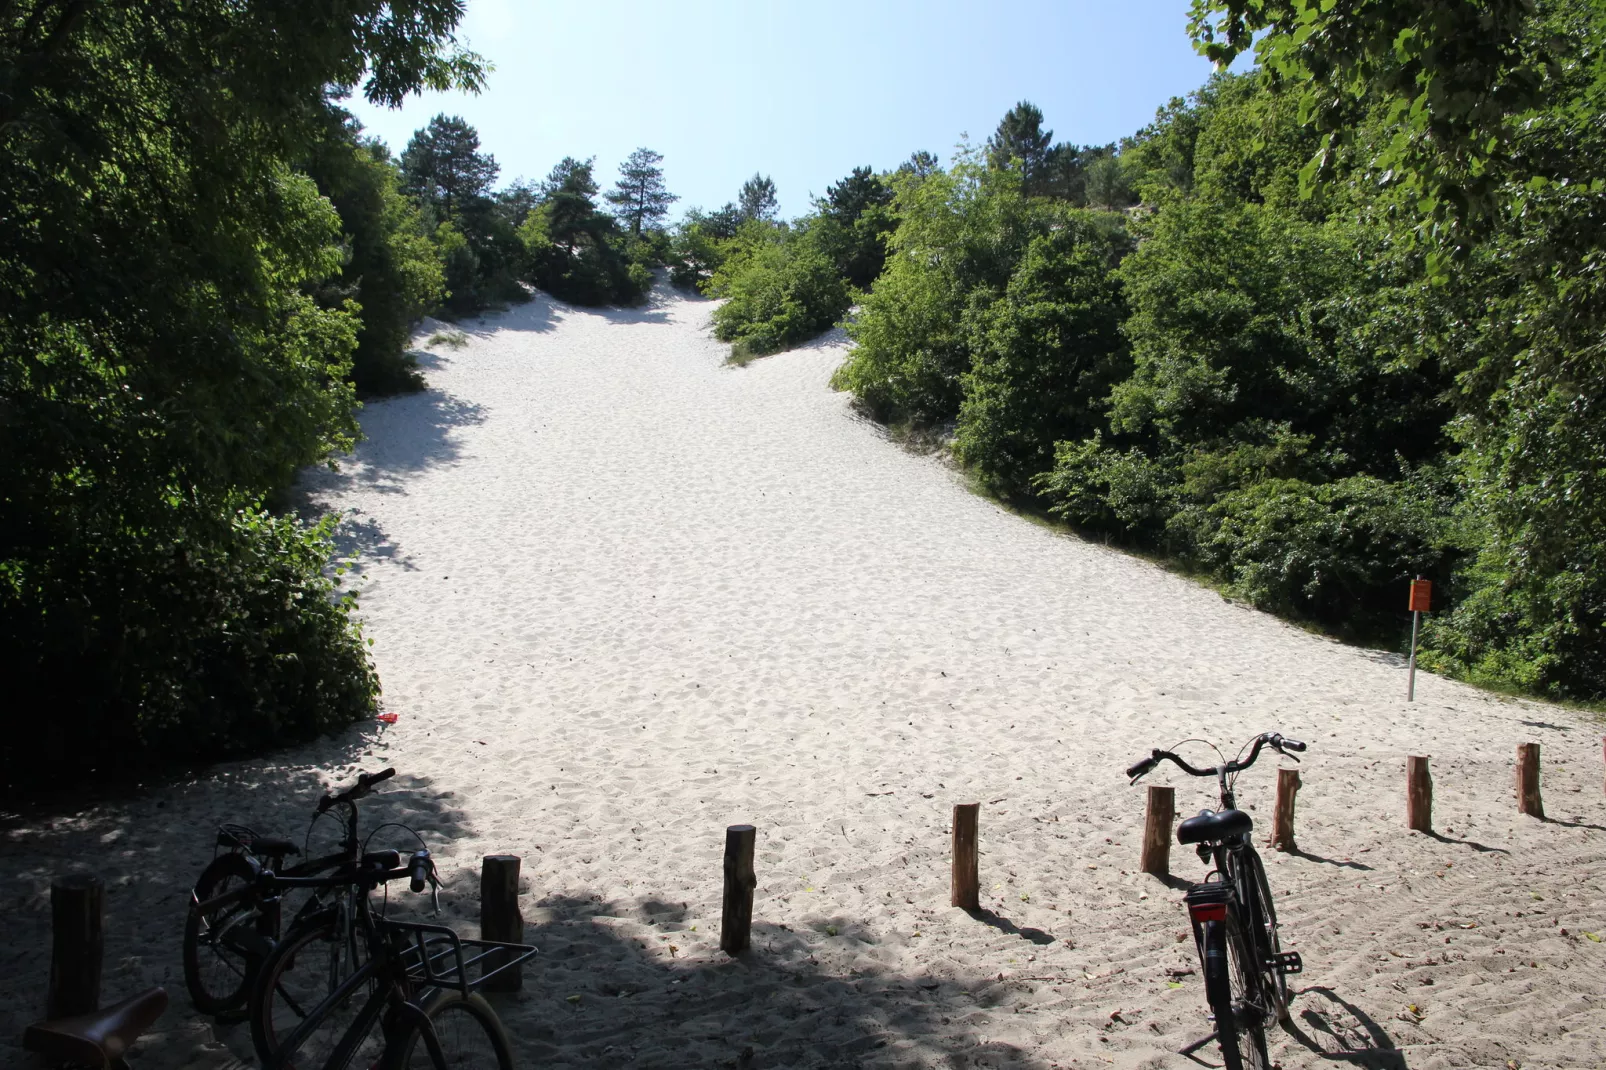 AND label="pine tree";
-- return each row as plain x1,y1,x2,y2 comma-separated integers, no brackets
987,102,1055,195
738,173,778,223
605,148,677,238
399,114,499,221
540,156,609,254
